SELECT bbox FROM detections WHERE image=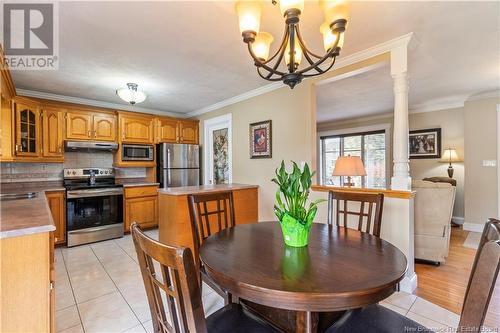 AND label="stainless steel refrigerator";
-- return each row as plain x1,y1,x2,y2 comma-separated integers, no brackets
157,143,200,188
